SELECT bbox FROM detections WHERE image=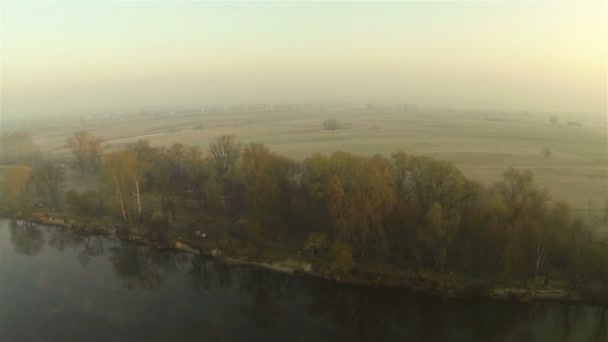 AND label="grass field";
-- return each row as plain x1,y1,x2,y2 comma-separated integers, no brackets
20,106,608,219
